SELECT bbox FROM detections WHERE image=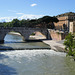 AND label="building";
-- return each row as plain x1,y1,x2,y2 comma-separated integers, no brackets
69,21,75,33
54,12,75,33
